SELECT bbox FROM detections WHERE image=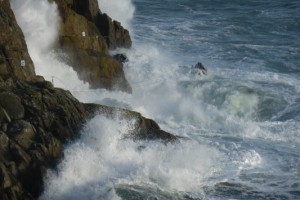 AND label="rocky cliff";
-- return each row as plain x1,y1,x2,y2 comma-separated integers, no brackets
0,0,35,82
54,0,132,92
0,1,177,199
